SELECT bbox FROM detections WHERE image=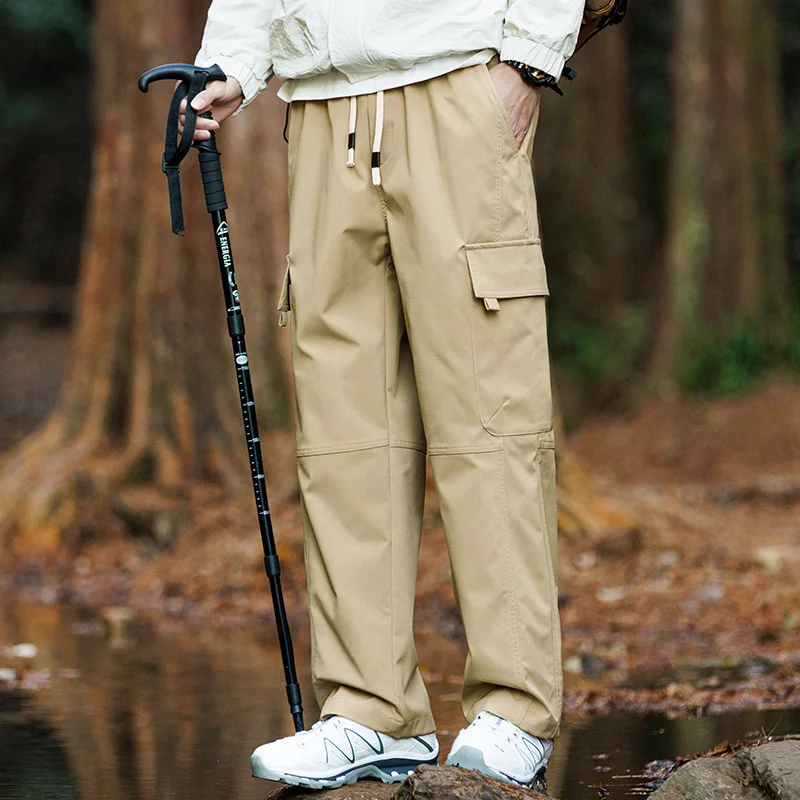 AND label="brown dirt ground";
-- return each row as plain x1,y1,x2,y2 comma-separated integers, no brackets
557,376,800,713
1,324,799,714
